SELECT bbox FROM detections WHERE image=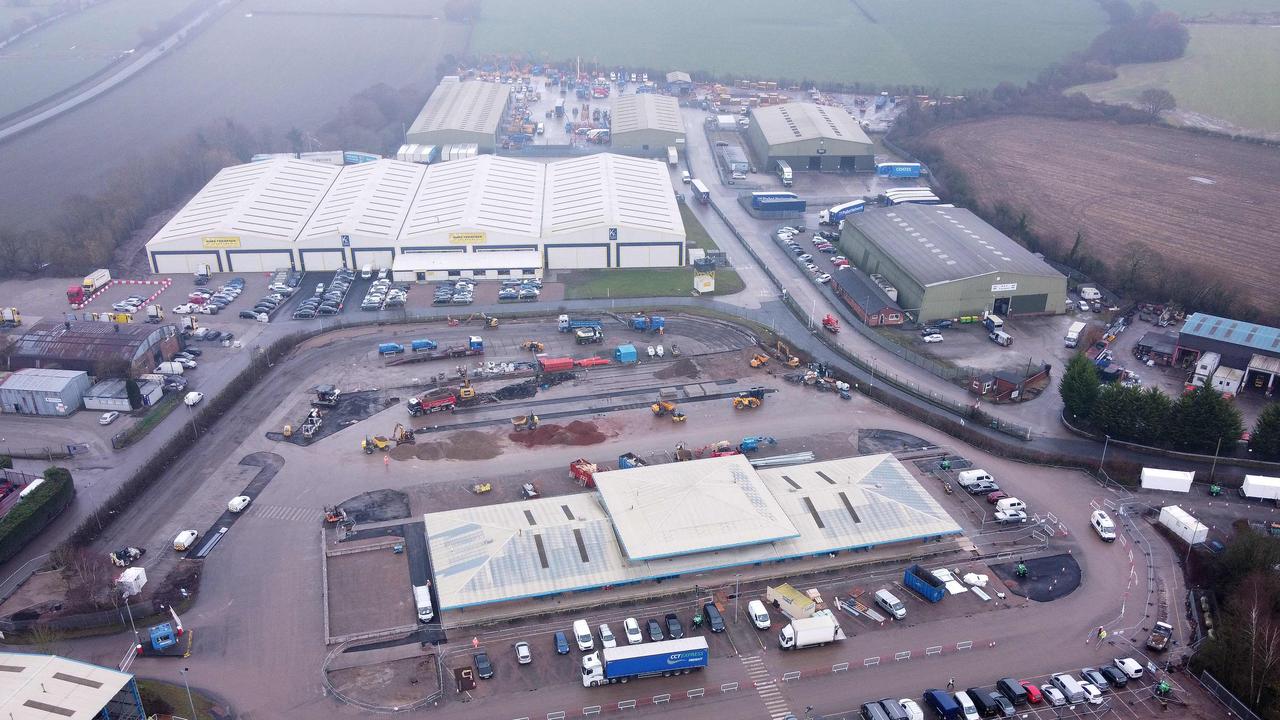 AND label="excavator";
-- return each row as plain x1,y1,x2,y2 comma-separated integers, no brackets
650,400,687,422
732,387,766,410
521,340,545,352
458,378,477,402
393,423,416,445
774,341,800,368
749,353,770,368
